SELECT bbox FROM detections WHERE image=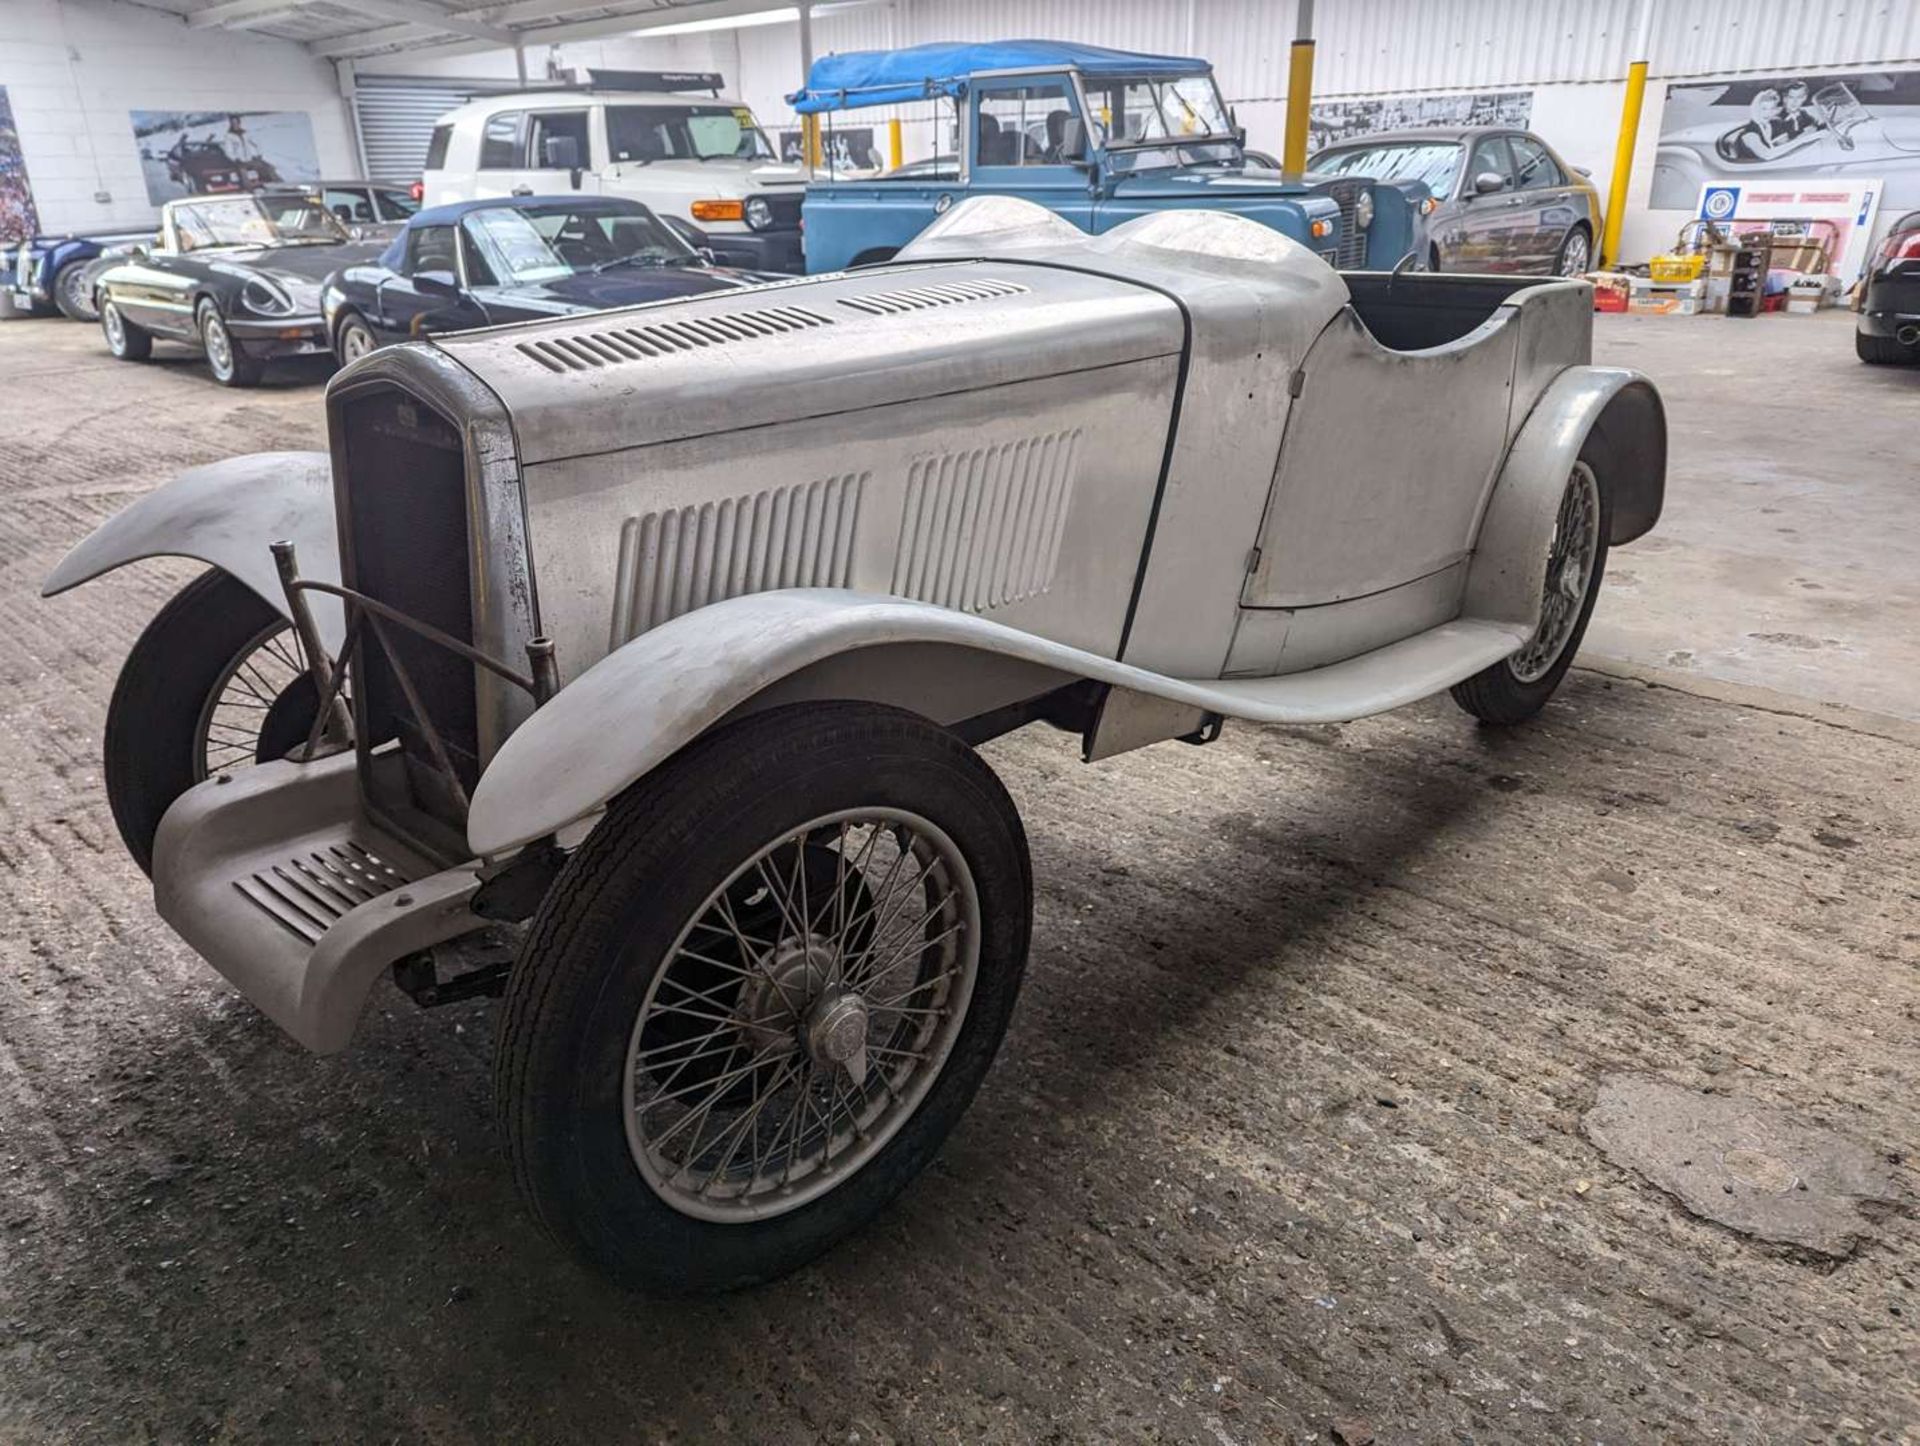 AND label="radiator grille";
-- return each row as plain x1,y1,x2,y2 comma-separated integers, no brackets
838,277,1031,316
1316,178,1370,269
233,842,414,945
610,473,867,644
341,389,478,821
890,430,1080,613
516,304,834,372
